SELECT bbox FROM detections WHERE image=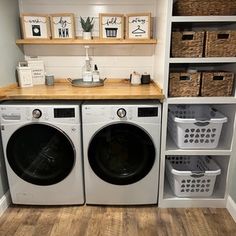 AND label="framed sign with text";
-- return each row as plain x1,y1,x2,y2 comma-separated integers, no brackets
21,14,50,39
126,13,151,39
99,14,124,39
50,13,75,39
